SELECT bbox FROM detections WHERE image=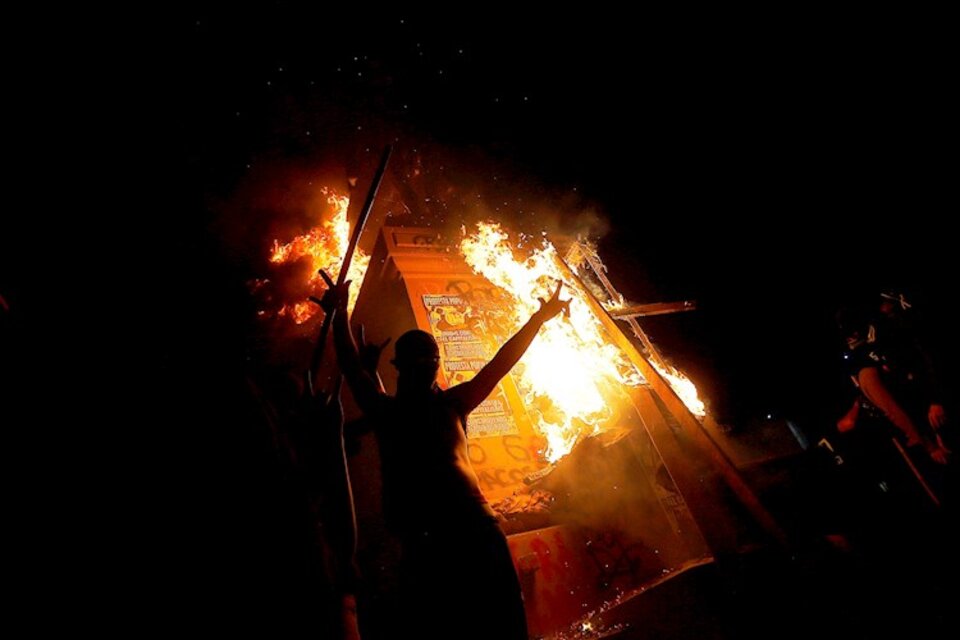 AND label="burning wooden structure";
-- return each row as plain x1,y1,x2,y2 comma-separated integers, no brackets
320,224,786,637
